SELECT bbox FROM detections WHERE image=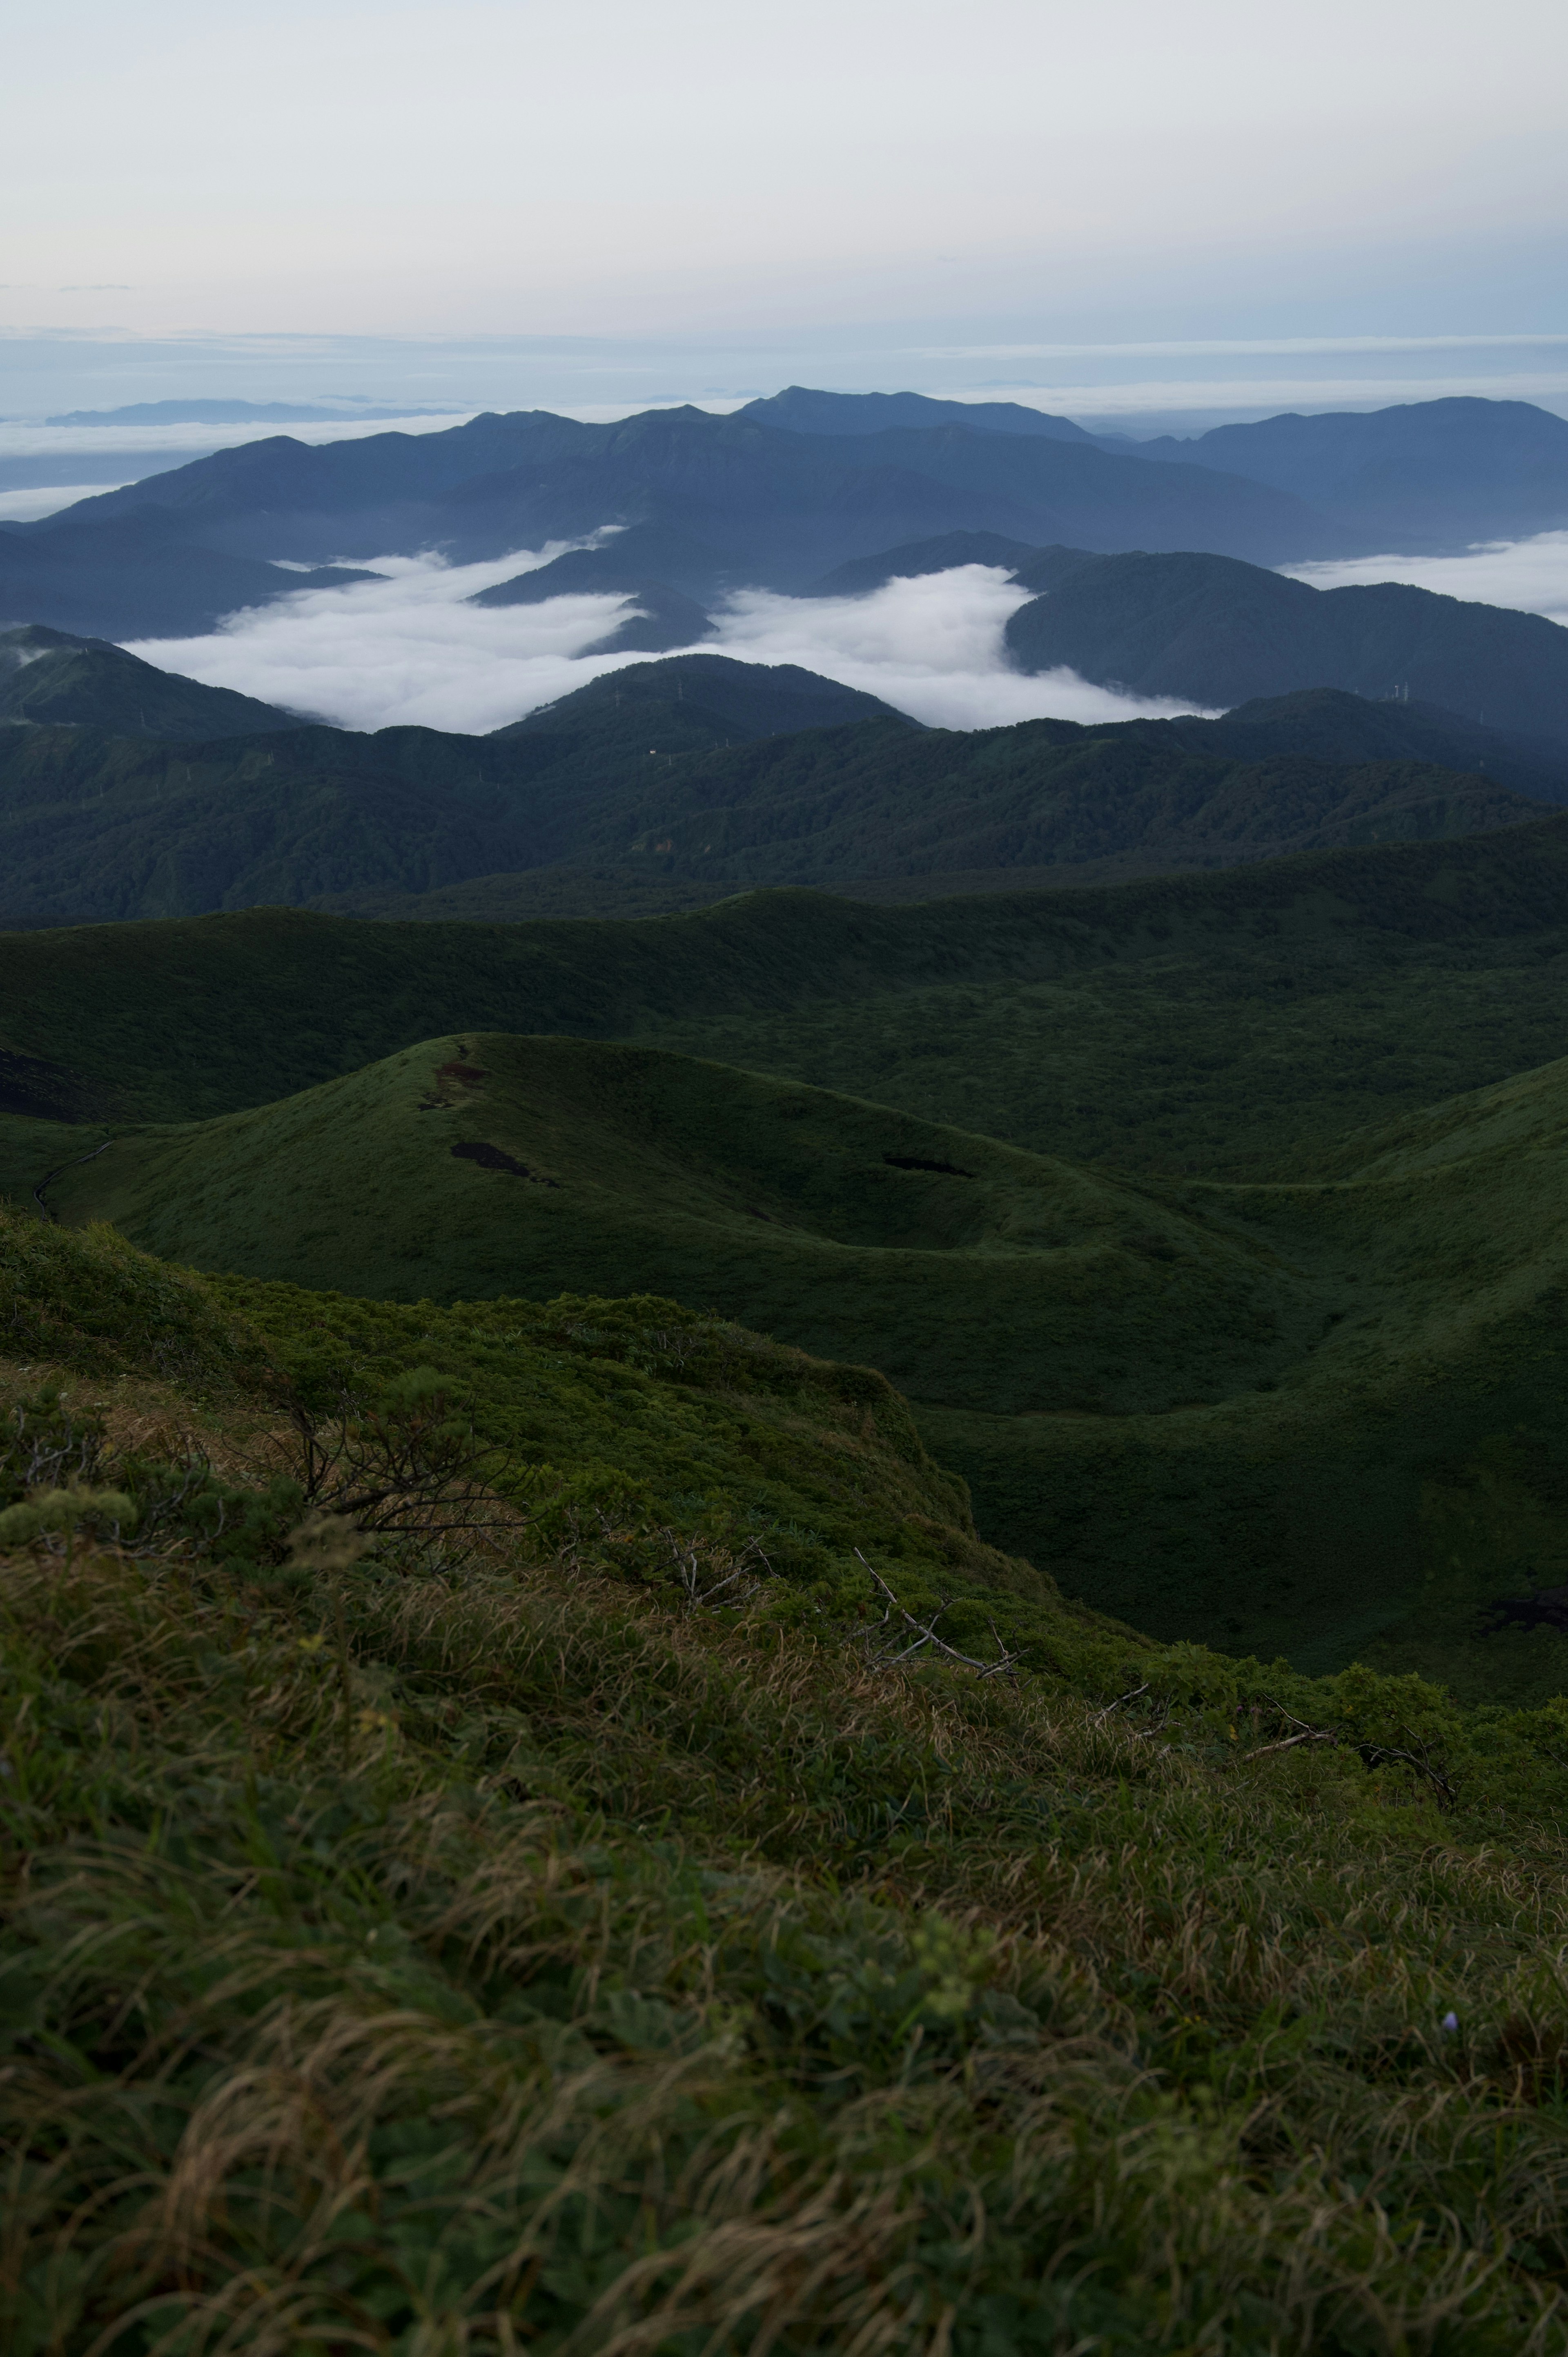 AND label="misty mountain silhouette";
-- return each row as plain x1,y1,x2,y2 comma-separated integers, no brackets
0,505,379,640
1103,397,1568,549
9,389,1567,645
4,404,1335,637
737,386,1097,441
1004,549,1568,745
470,540,714,653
